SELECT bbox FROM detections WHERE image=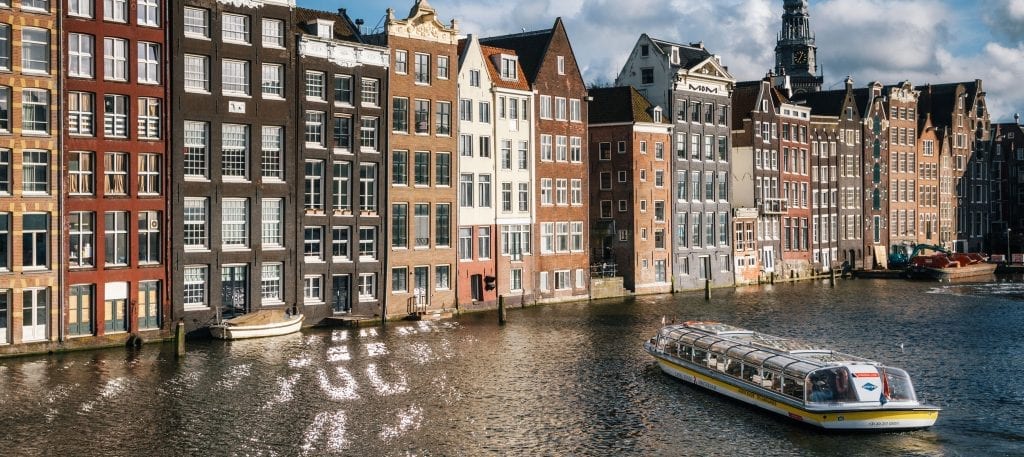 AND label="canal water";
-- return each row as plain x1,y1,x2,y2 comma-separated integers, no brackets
1,279,1022,456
